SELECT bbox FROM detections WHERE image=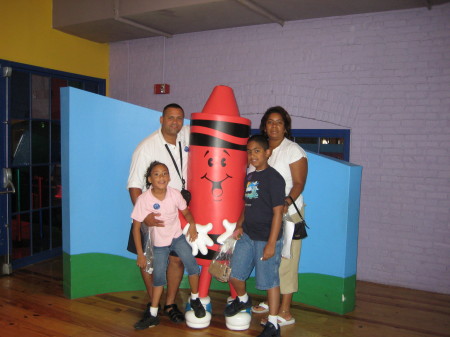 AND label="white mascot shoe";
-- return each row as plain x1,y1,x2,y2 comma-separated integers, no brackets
185,296,212,329
225,297,251,331
225,309,252,330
